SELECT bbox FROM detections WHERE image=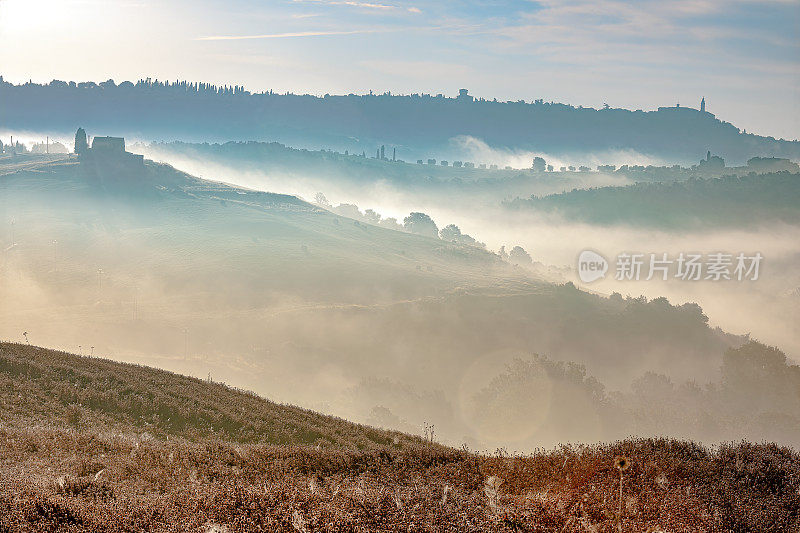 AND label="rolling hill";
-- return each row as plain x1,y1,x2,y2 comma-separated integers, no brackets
0,341,416,448
505,172,800,229
5,153,796,452
0,341,797,532
0,154,516,306
3,78,799,164
1,155,799,530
